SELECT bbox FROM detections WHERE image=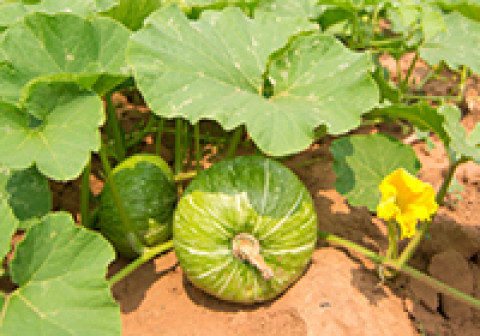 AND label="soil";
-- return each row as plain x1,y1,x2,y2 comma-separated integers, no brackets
8,55,480,335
